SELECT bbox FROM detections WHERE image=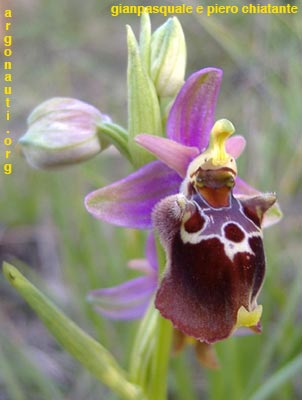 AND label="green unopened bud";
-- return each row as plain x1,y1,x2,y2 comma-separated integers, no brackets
19,97,109,169
150,17,186,98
